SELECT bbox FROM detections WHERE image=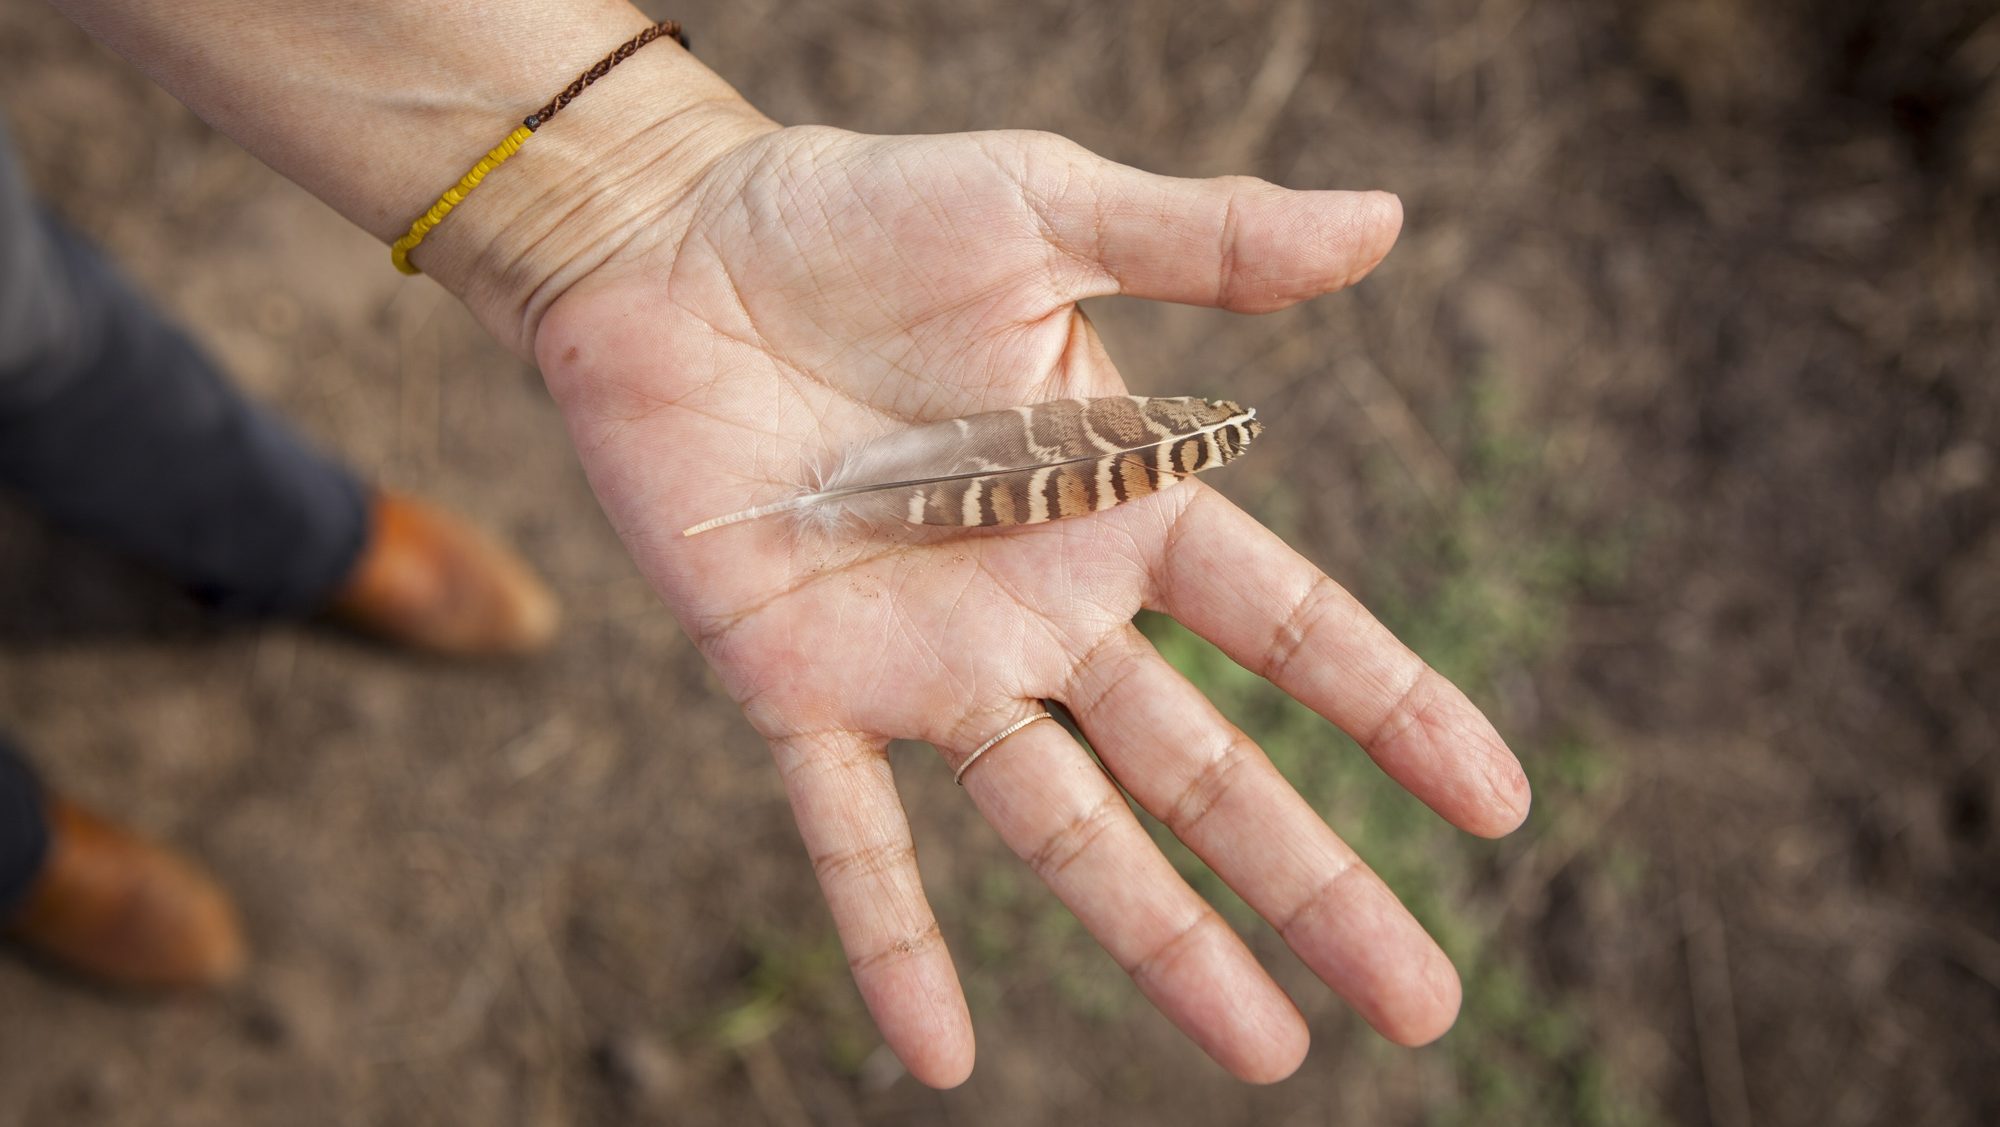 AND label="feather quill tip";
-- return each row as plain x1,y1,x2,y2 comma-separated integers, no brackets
681,497,801,537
